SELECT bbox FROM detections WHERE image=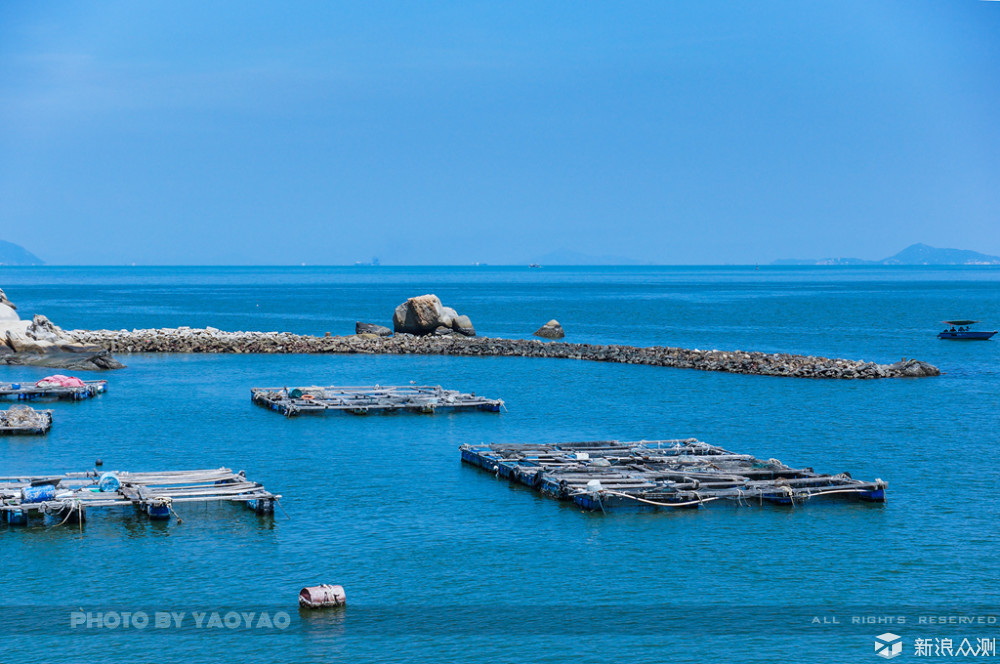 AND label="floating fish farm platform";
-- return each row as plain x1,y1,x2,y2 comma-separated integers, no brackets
461,439,887,512
0,407,52,435
252,384,504,416
0,380,106,401
0,467,281,526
